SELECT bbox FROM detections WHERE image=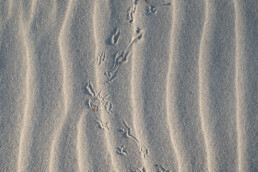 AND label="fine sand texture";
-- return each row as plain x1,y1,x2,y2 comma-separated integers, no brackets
0,0,257,171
